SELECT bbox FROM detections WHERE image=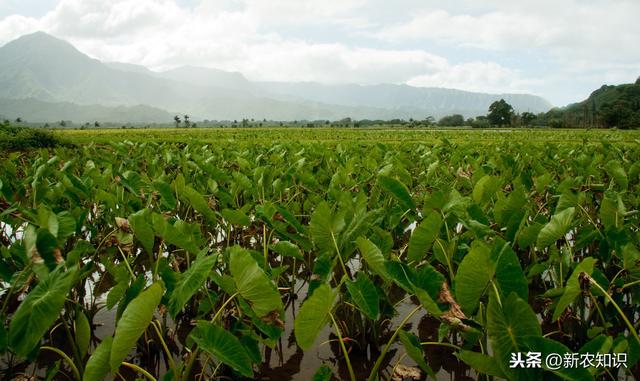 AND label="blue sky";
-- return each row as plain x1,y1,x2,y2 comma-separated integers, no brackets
1,0,638,106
